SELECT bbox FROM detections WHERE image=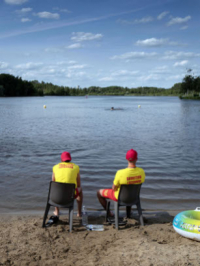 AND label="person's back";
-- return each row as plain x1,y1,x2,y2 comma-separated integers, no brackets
53,162,79,186
113,166,145,200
